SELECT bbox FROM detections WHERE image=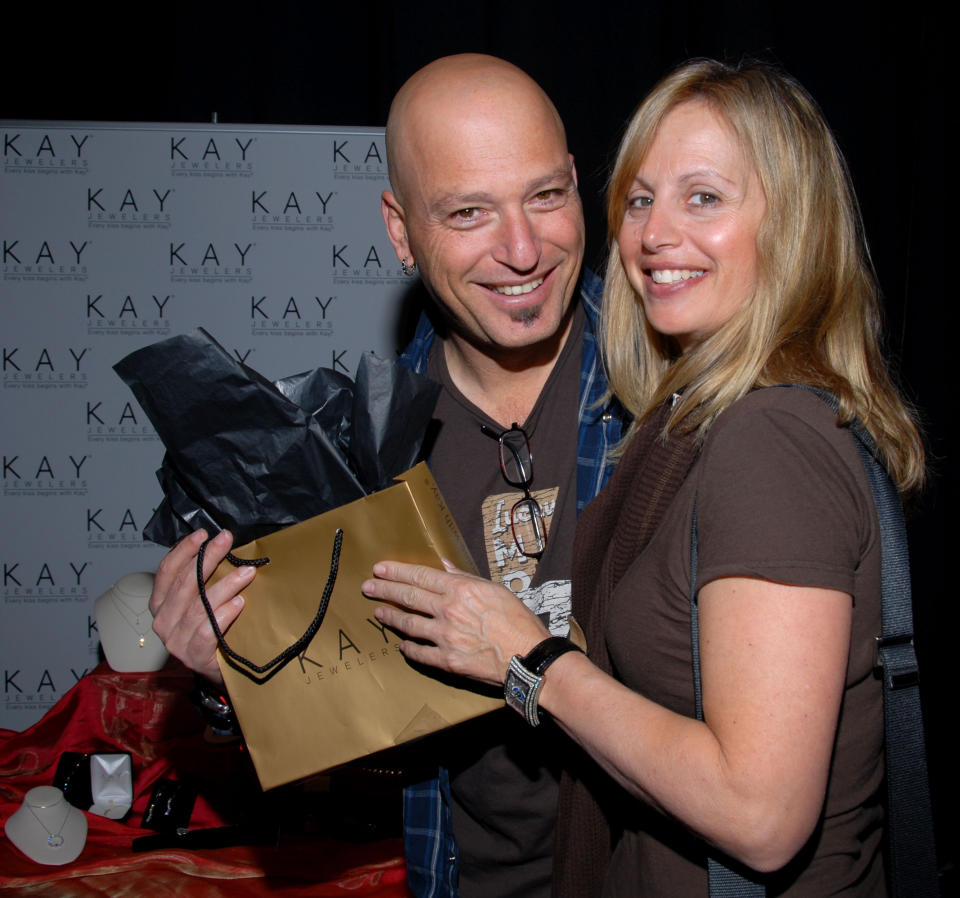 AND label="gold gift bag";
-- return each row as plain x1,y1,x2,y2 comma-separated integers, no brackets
207,462,500,790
